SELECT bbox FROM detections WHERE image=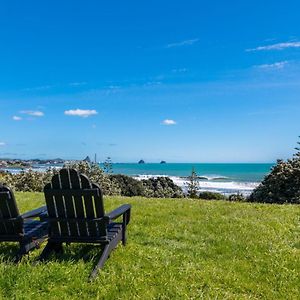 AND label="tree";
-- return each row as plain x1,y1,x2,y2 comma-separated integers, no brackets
294,136,300,158
103,157,113,174
187,167,199,198
250,137,300,204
